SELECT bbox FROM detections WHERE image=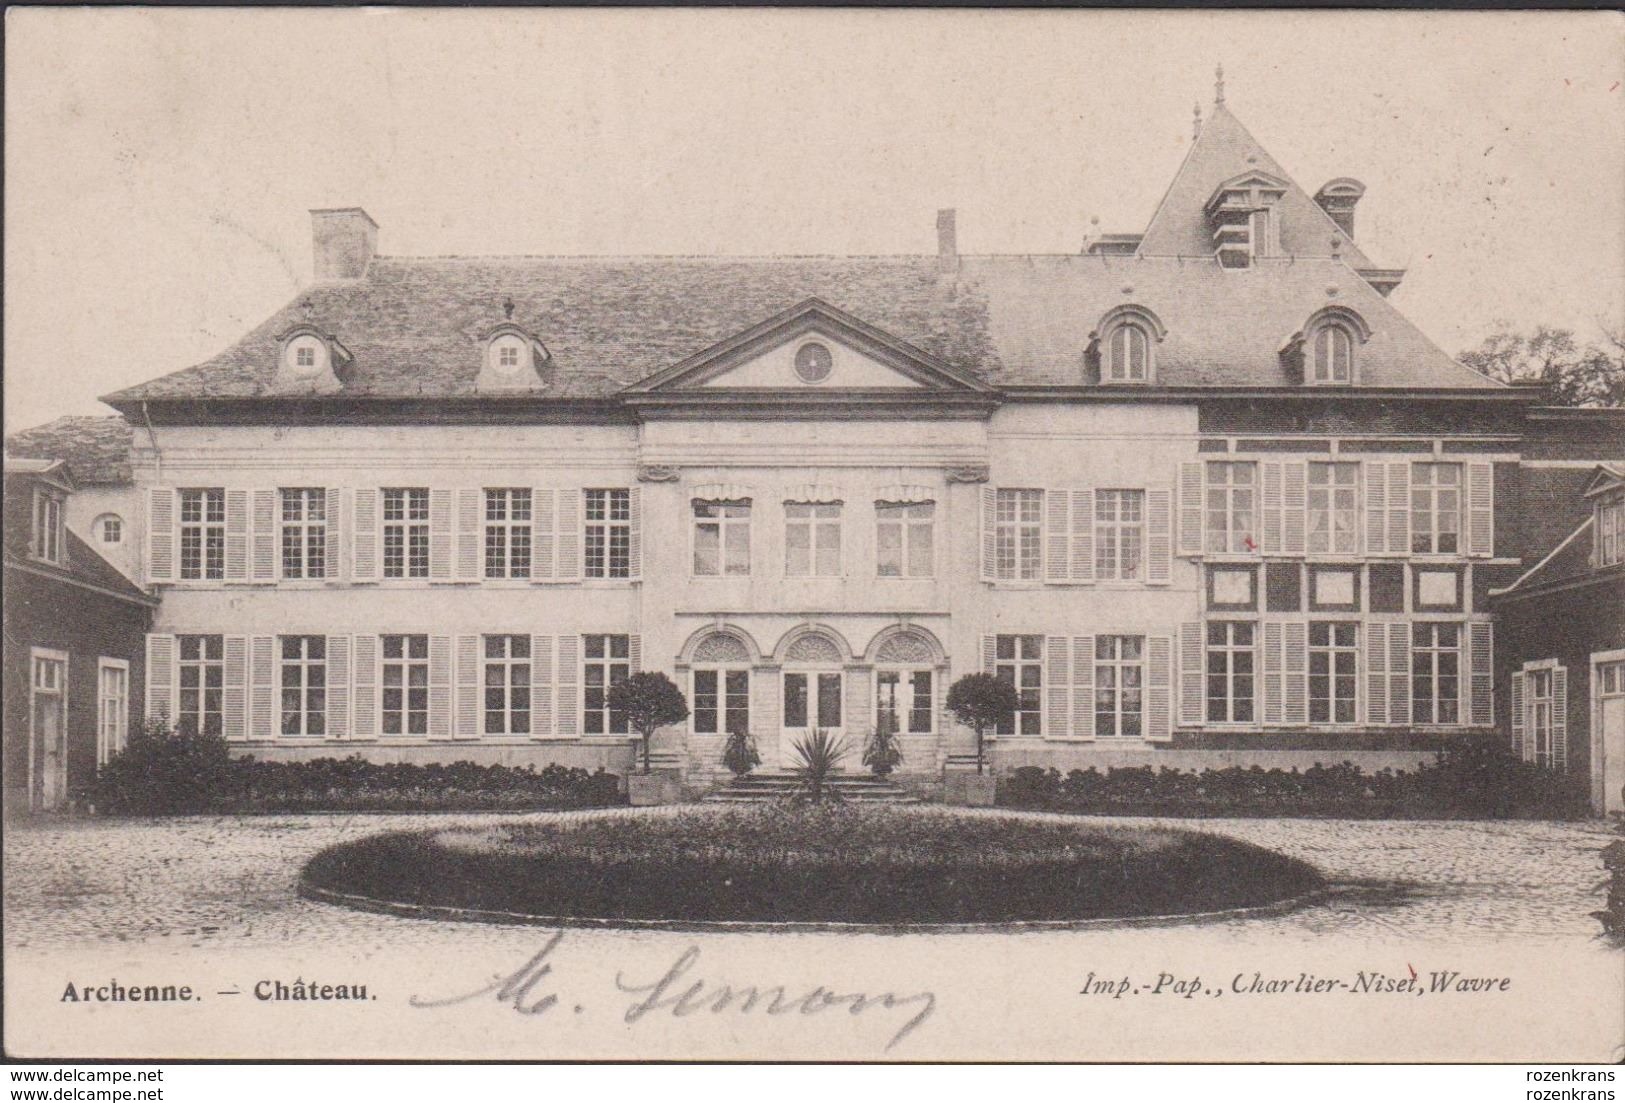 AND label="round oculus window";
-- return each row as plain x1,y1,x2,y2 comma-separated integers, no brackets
793,341,833,384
